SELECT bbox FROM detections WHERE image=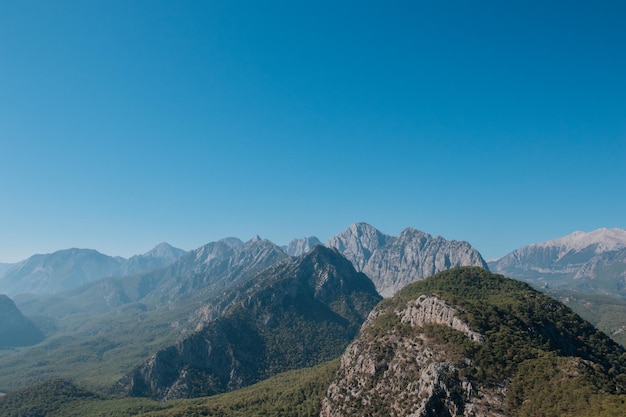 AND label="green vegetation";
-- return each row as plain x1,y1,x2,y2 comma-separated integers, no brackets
508,353,626,417
383,267,626,416
0,360,338,417
0,302,188,392
5,266,626,416
546,288,626,347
